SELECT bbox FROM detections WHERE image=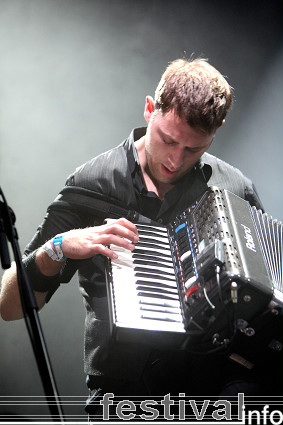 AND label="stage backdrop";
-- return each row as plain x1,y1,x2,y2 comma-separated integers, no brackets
0,0,282,420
